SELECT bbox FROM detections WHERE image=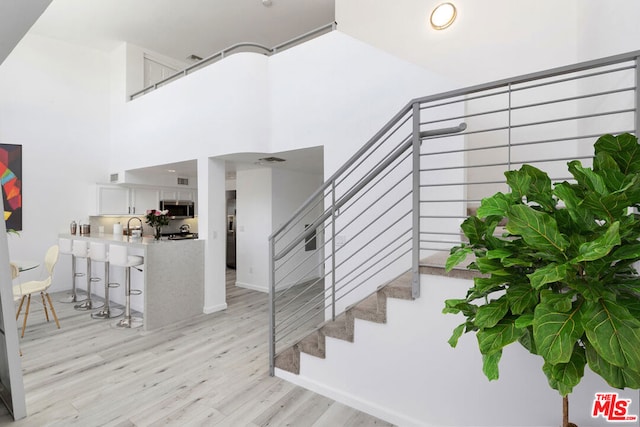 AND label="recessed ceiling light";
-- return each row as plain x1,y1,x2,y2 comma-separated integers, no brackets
262,0,273,6
430,3,457,30
167,169,176,173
